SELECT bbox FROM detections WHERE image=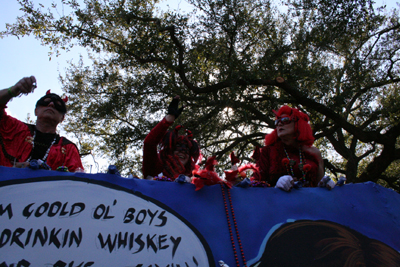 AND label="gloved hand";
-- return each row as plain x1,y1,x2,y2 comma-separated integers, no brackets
336,176,346,186
275,175,294,192
318,176,336,190
175,174,192,183
167,96,184,119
